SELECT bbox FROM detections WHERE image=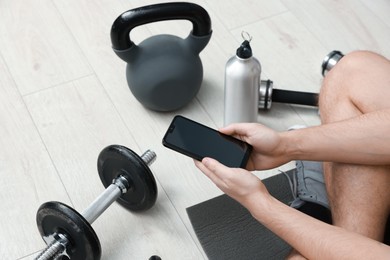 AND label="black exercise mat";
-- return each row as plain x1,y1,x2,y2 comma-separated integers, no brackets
187,171,295,260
